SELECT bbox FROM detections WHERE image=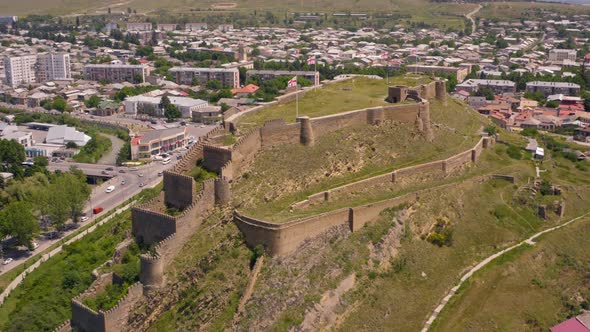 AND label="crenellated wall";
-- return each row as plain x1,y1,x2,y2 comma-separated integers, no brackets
163,171,196,210
131,208,176,246
70,282,143,332
202,145,232,173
